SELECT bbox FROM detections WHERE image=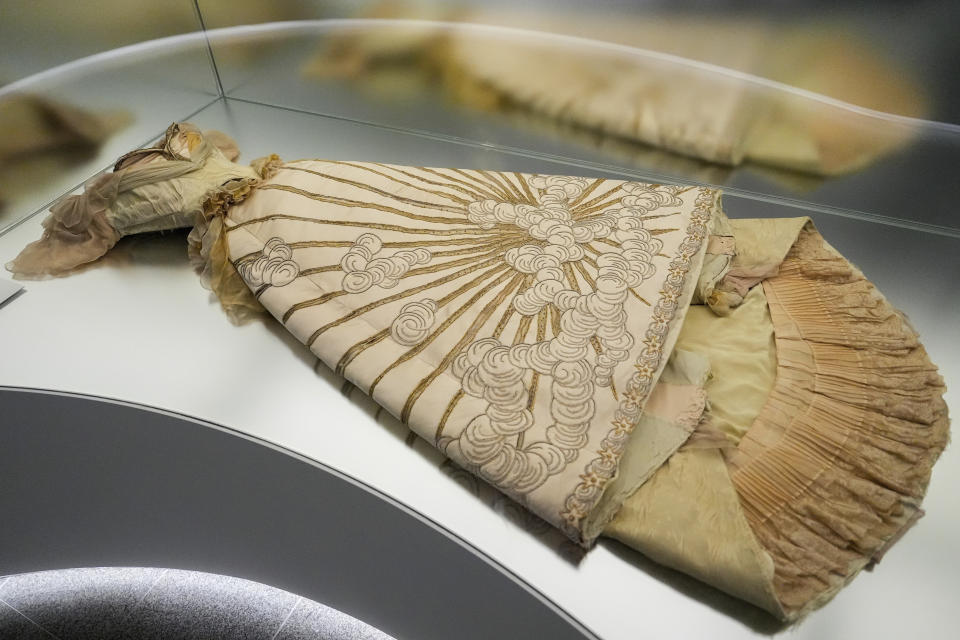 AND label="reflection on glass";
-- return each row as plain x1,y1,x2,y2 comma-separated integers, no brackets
0,0,218,232
0,95,130,220
198,18,958,229
2,0,958,233
306,10,925,178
